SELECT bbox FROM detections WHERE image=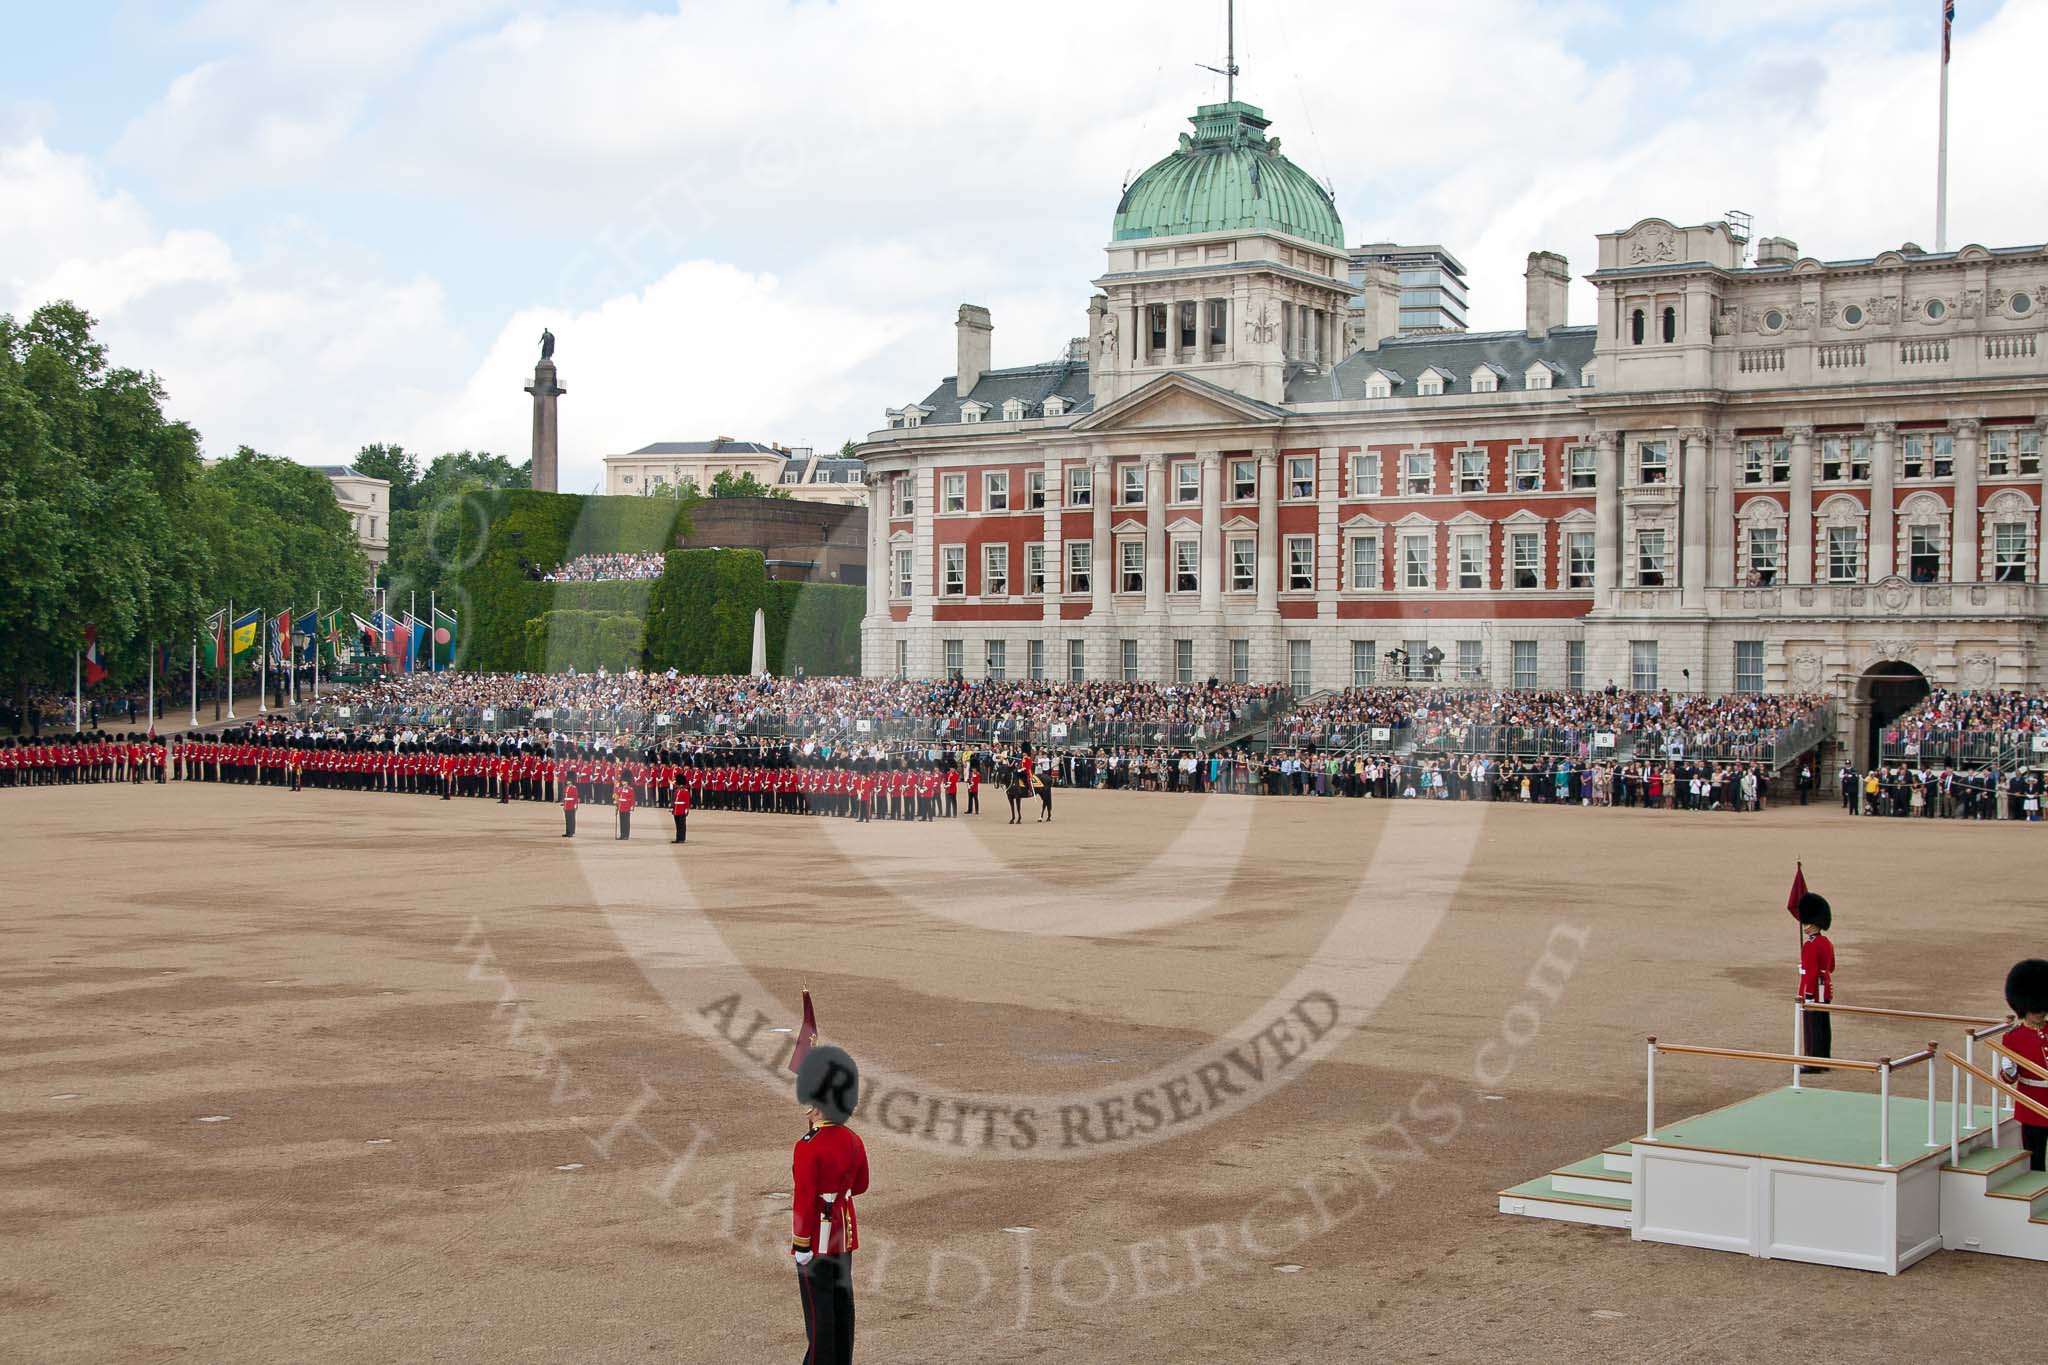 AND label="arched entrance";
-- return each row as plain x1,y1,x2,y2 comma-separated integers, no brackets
1856,661,1930,769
